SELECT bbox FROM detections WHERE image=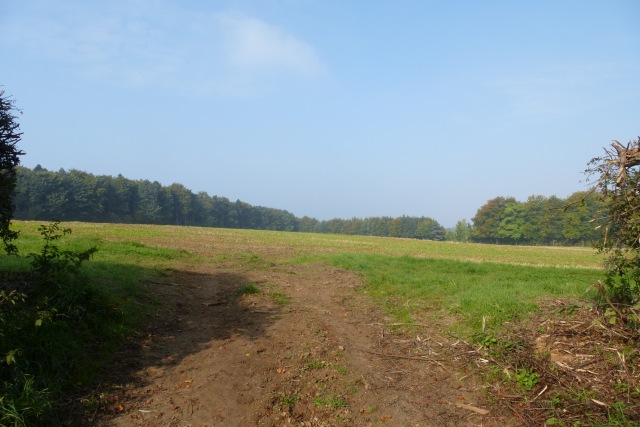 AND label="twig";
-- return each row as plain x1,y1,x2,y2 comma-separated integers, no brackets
363,349,445,368
454,402,489,415
530,385,548,402
508,404,527,424
388,322,431,327
146,280,180,286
